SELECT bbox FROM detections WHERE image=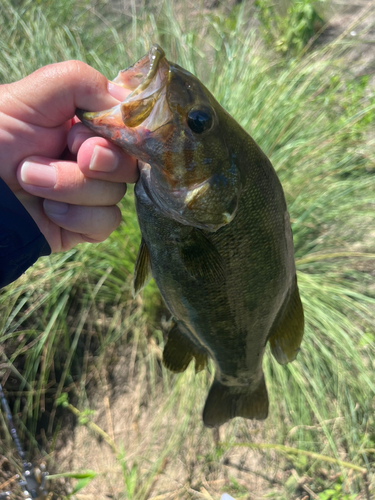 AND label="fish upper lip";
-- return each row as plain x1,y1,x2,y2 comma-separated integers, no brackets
134,45,166,93
116,44,169,105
